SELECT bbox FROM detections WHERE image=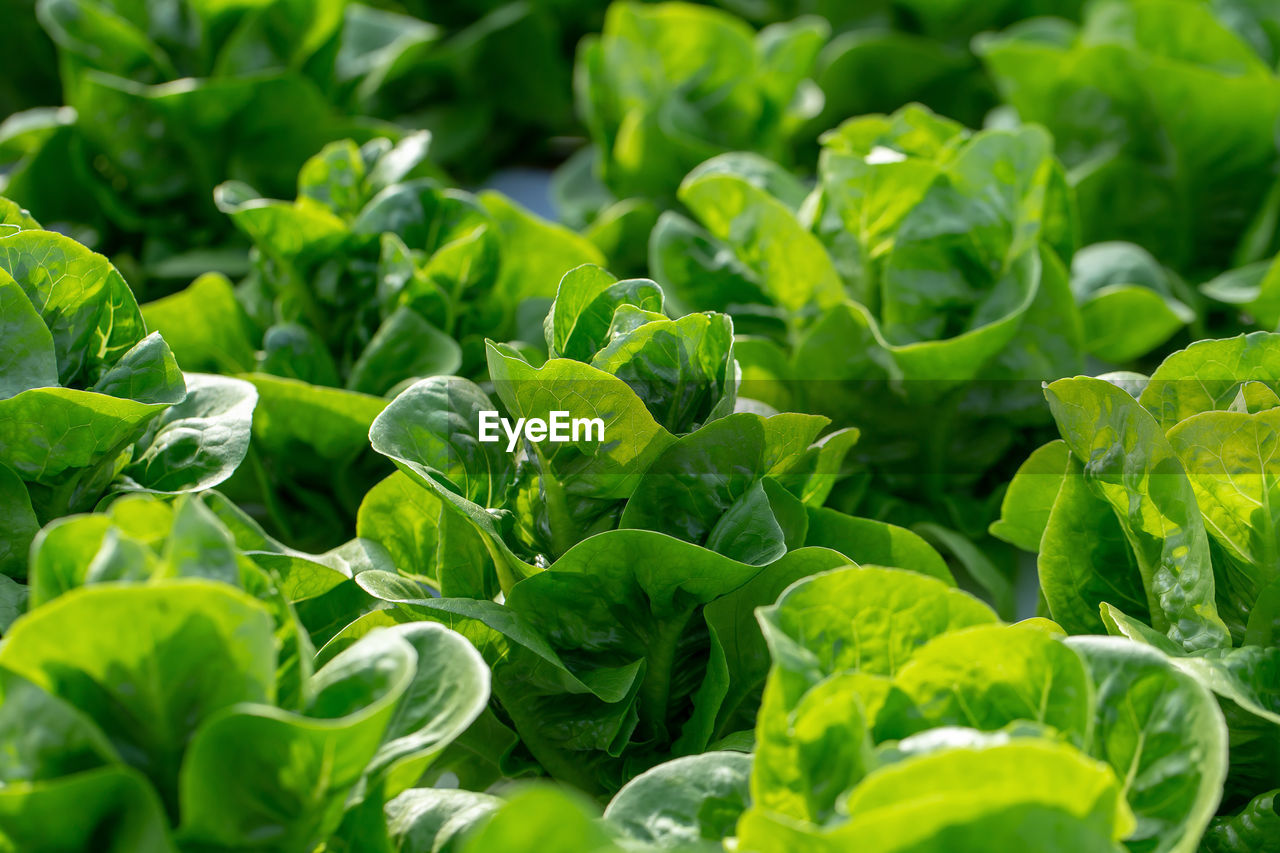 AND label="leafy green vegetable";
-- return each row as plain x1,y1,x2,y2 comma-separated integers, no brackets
977,0,1280,277
996,332,1280,818
645,103,1101,594
741,564,1226,853
0,205,255,577
568,2,827,215
0,501,488,851
370,265,866,577
139,135,601,550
